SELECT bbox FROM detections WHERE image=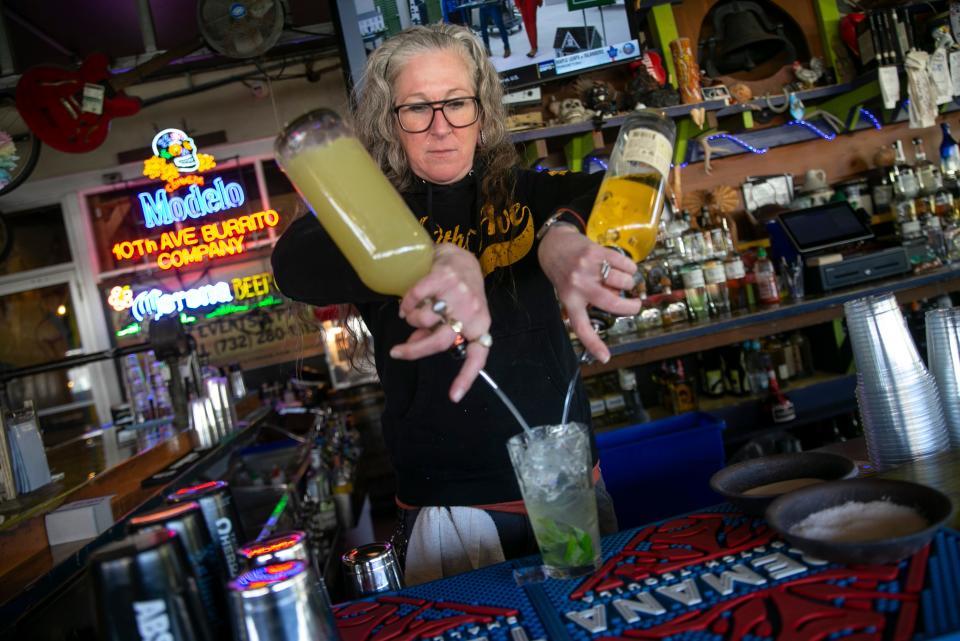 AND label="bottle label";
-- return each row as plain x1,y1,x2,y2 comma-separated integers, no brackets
604,393,626,412
873,184,892,208
622,129,673,179
724,259,746,279
681,269,705,288
590,399,606,417
704,263,726,284
757,276,779,304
